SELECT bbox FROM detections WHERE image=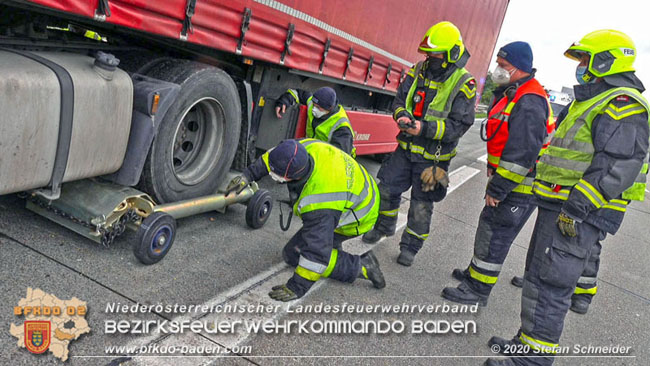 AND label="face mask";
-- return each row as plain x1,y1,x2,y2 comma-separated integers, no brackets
492,65,514,85
575,66,593,85
269,171,289,183
312,106,328,118
427,57,445,70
